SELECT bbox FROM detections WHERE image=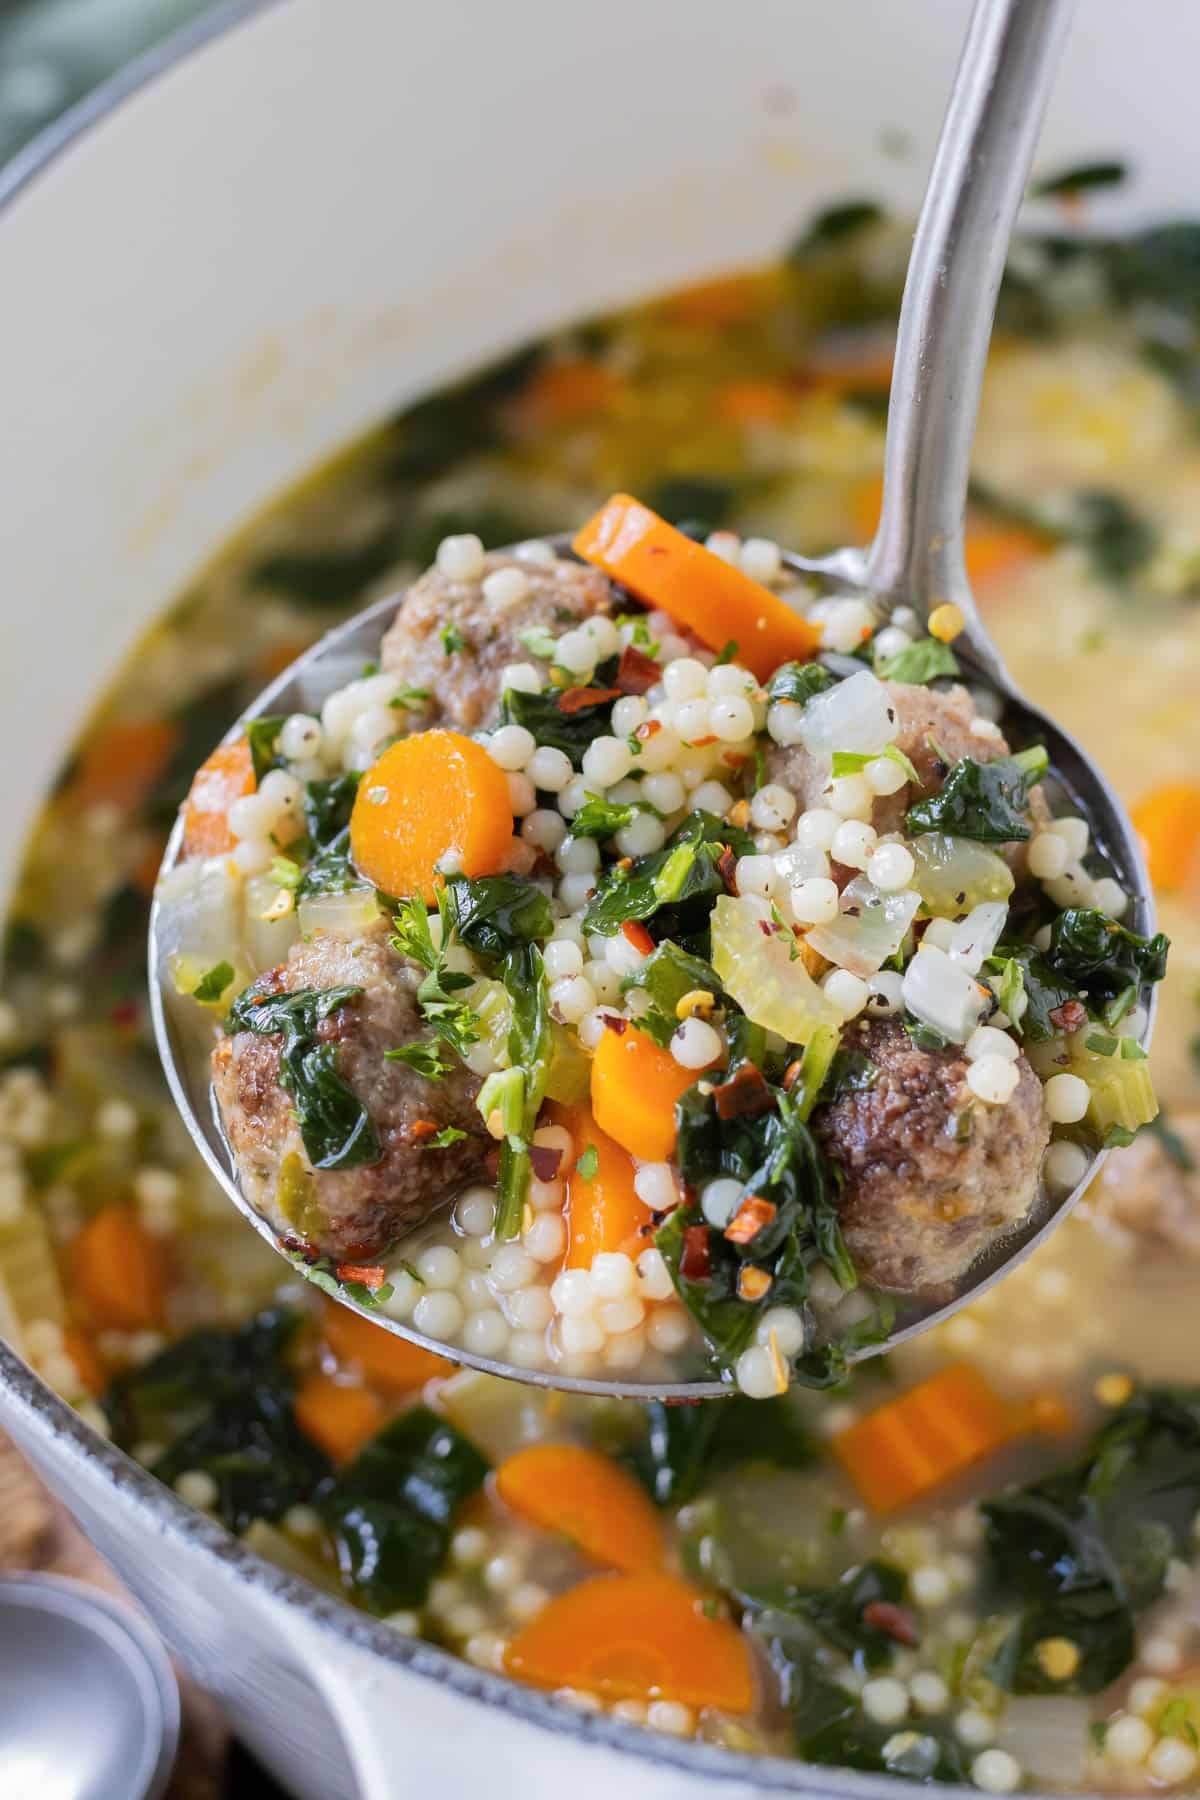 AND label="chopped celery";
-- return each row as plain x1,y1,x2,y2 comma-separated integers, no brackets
710,895,843,1046
1070,1038,1159,1136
